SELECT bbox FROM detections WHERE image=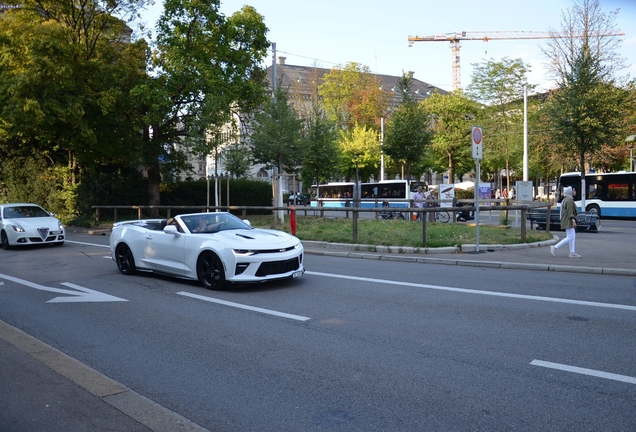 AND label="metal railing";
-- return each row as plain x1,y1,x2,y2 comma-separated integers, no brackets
91,199,553,244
